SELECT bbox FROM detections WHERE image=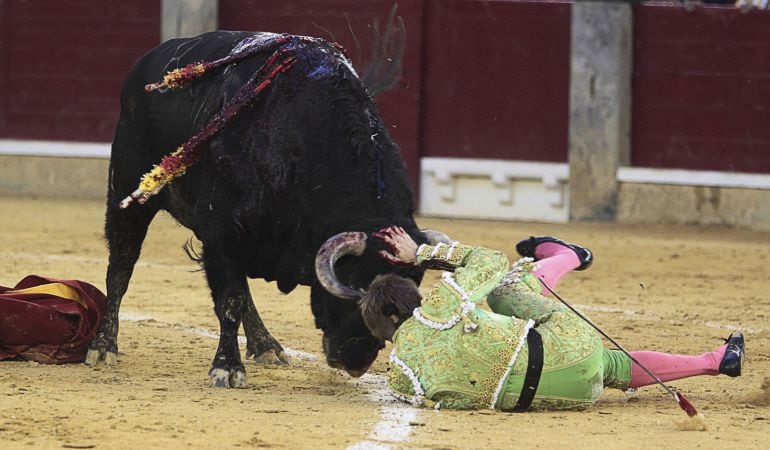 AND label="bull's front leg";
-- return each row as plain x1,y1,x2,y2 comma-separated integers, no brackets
243,299,290,365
